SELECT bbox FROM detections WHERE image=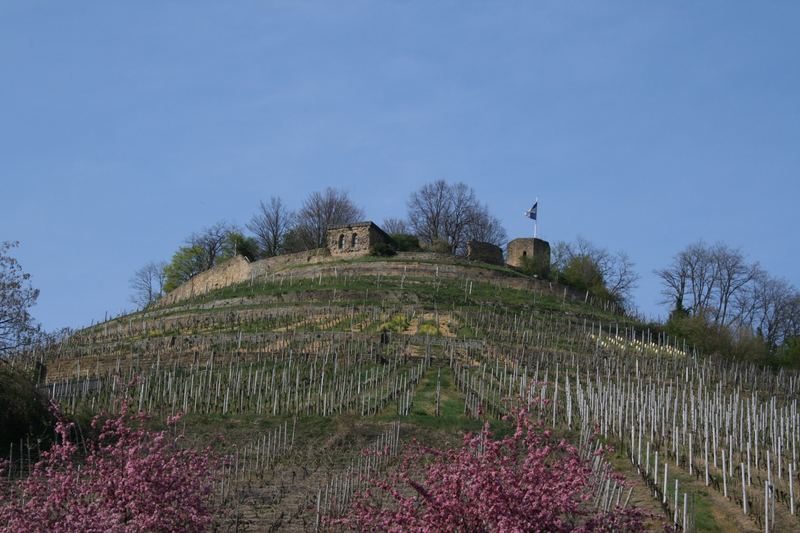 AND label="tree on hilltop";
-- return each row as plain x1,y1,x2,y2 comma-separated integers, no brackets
407,180,507,255
247,196,294,257
656,241,761,326
129,261,167,308
188,221,235,271
656,241,799,357
161,222,259,293
222,231,260,262
551,237,639,307
163,245,206,293
381,217,408,235
294,188,364,250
